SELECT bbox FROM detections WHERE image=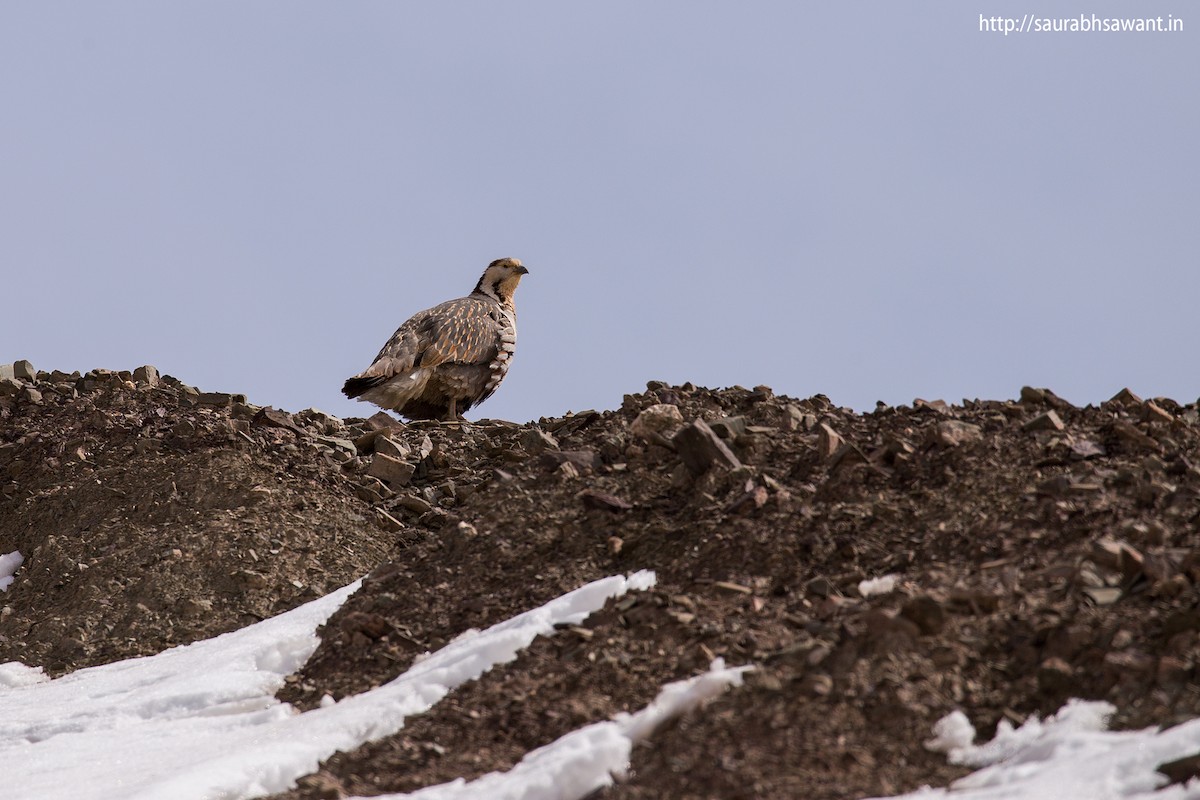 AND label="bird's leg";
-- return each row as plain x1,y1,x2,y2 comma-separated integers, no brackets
446,397,458,422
